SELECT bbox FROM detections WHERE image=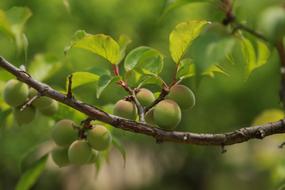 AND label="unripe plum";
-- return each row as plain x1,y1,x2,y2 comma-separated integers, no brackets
38,100,58,116
32,96,53,108
68,140,92,165
145,109,157,126
3,79,29,107
113,100,137,120
51,146,69,167
87,125,112,151
13,106,36,125
28,88,37,98
167,84,195,109
88,150,99,163
153,99,181,130
136,88,155,107
52,119,78,147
